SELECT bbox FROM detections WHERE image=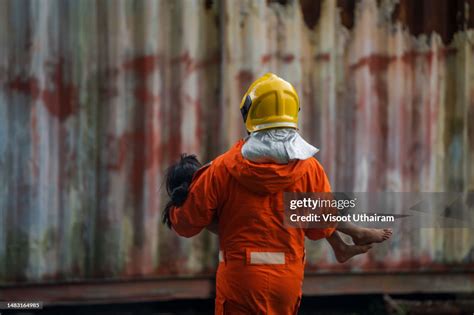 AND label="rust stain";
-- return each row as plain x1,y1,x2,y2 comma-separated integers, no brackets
314,53,330,62
123,55,161,106
41,60,77,121
171,51,194,72
261,53,271,64
259,53,295,64
123,55,161,77
7,59,77,121
235,69,254,95
170,51,220,73
281,53,295,63
350,54,392,72
7,77,41,99
121,52,220,106
350,48,458,72
106,131,160,173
